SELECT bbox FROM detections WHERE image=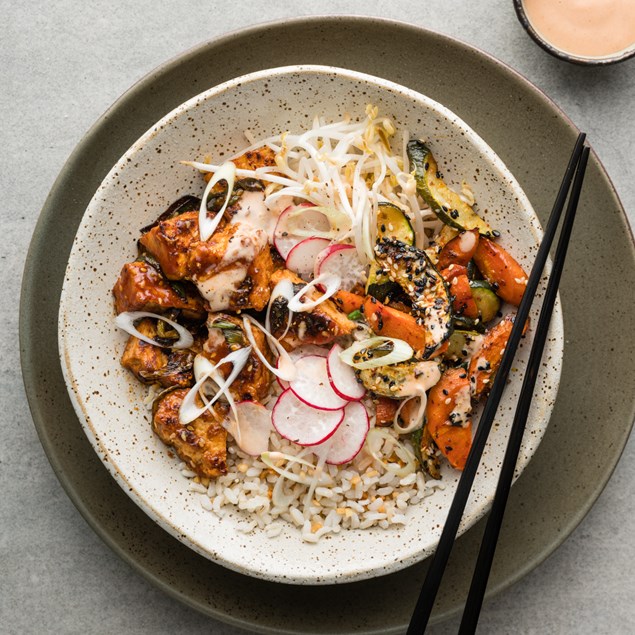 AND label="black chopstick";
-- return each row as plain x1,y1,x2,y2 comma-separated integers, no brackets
458,145,590,634
407,132,587,635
